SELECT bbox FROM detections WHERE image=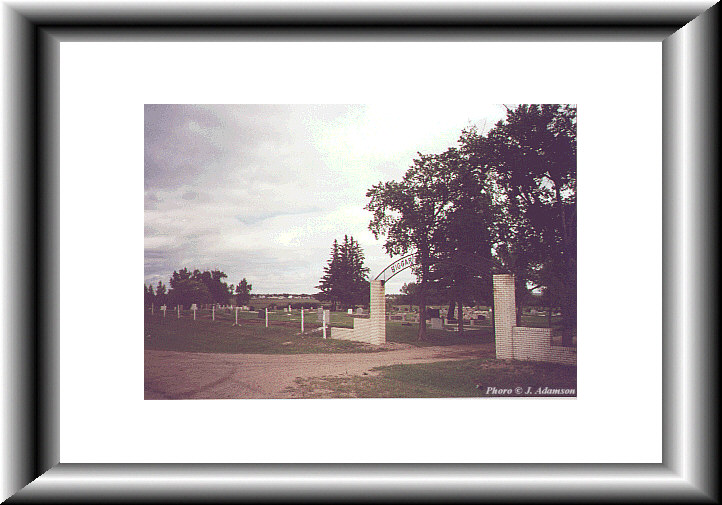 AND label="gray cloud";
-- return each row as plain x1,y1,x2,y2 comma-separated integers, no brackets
145,104,507,293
